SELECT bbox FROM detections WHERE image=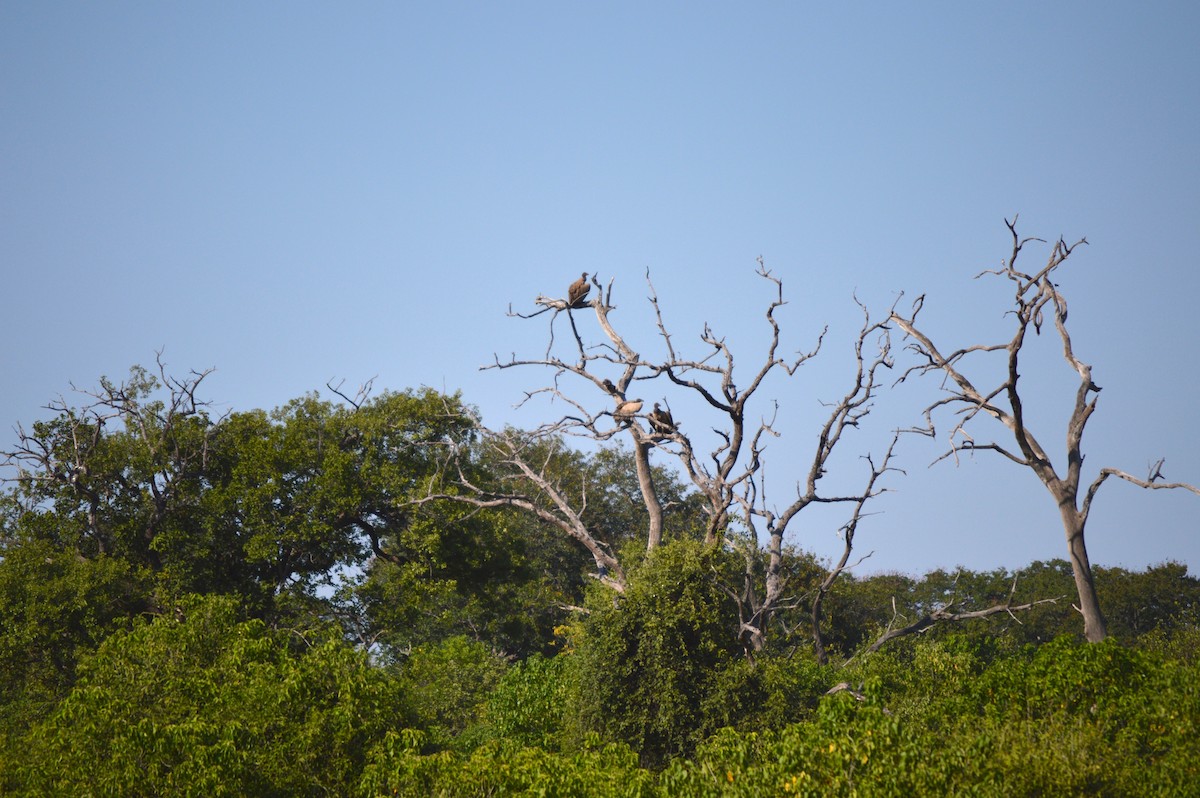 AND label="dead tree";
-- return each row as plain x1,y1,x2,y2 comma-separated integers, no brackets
490,273,668,556
891,219,1199,642
808,434,900,665
448,266,904,654
649,281,902,655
